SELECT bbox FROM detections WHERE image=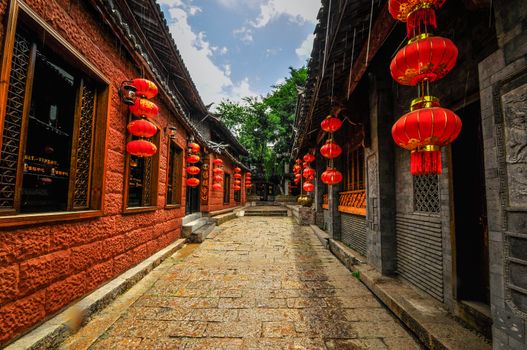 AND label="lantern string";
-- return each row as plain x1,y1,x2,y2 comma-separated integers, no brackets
462,71,470,110
347,27,357,100
365,0,375,64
